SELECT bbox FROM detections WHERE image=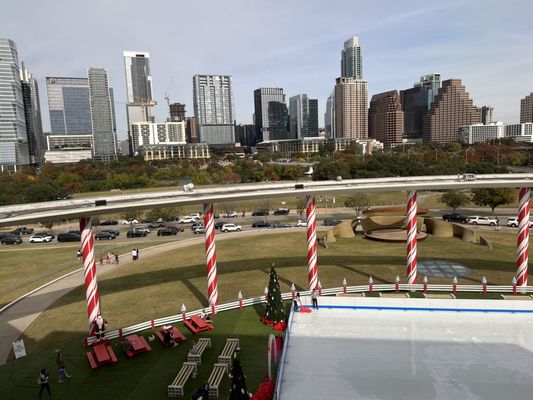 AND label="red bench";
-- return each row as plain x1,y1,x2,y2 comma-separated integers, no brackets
184,315,213,334
86,351,98,369
124,334,151,358
156,326,186,346
86,343,118,369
